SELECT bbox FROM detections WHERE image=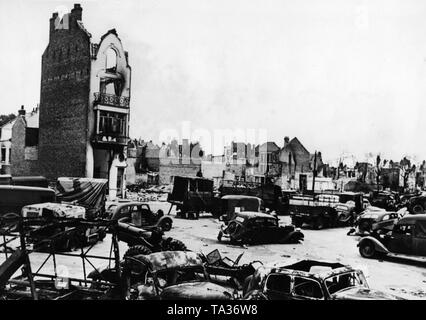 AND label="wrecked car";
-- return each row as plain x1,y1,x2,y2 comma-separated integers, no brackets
199,249,263,290
108,201,173,232
121,251,235,300
243,260,403,300
407,192,426,215
21,202,106,252
352,210,401,235
217,211,304,245
358,214,426,260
